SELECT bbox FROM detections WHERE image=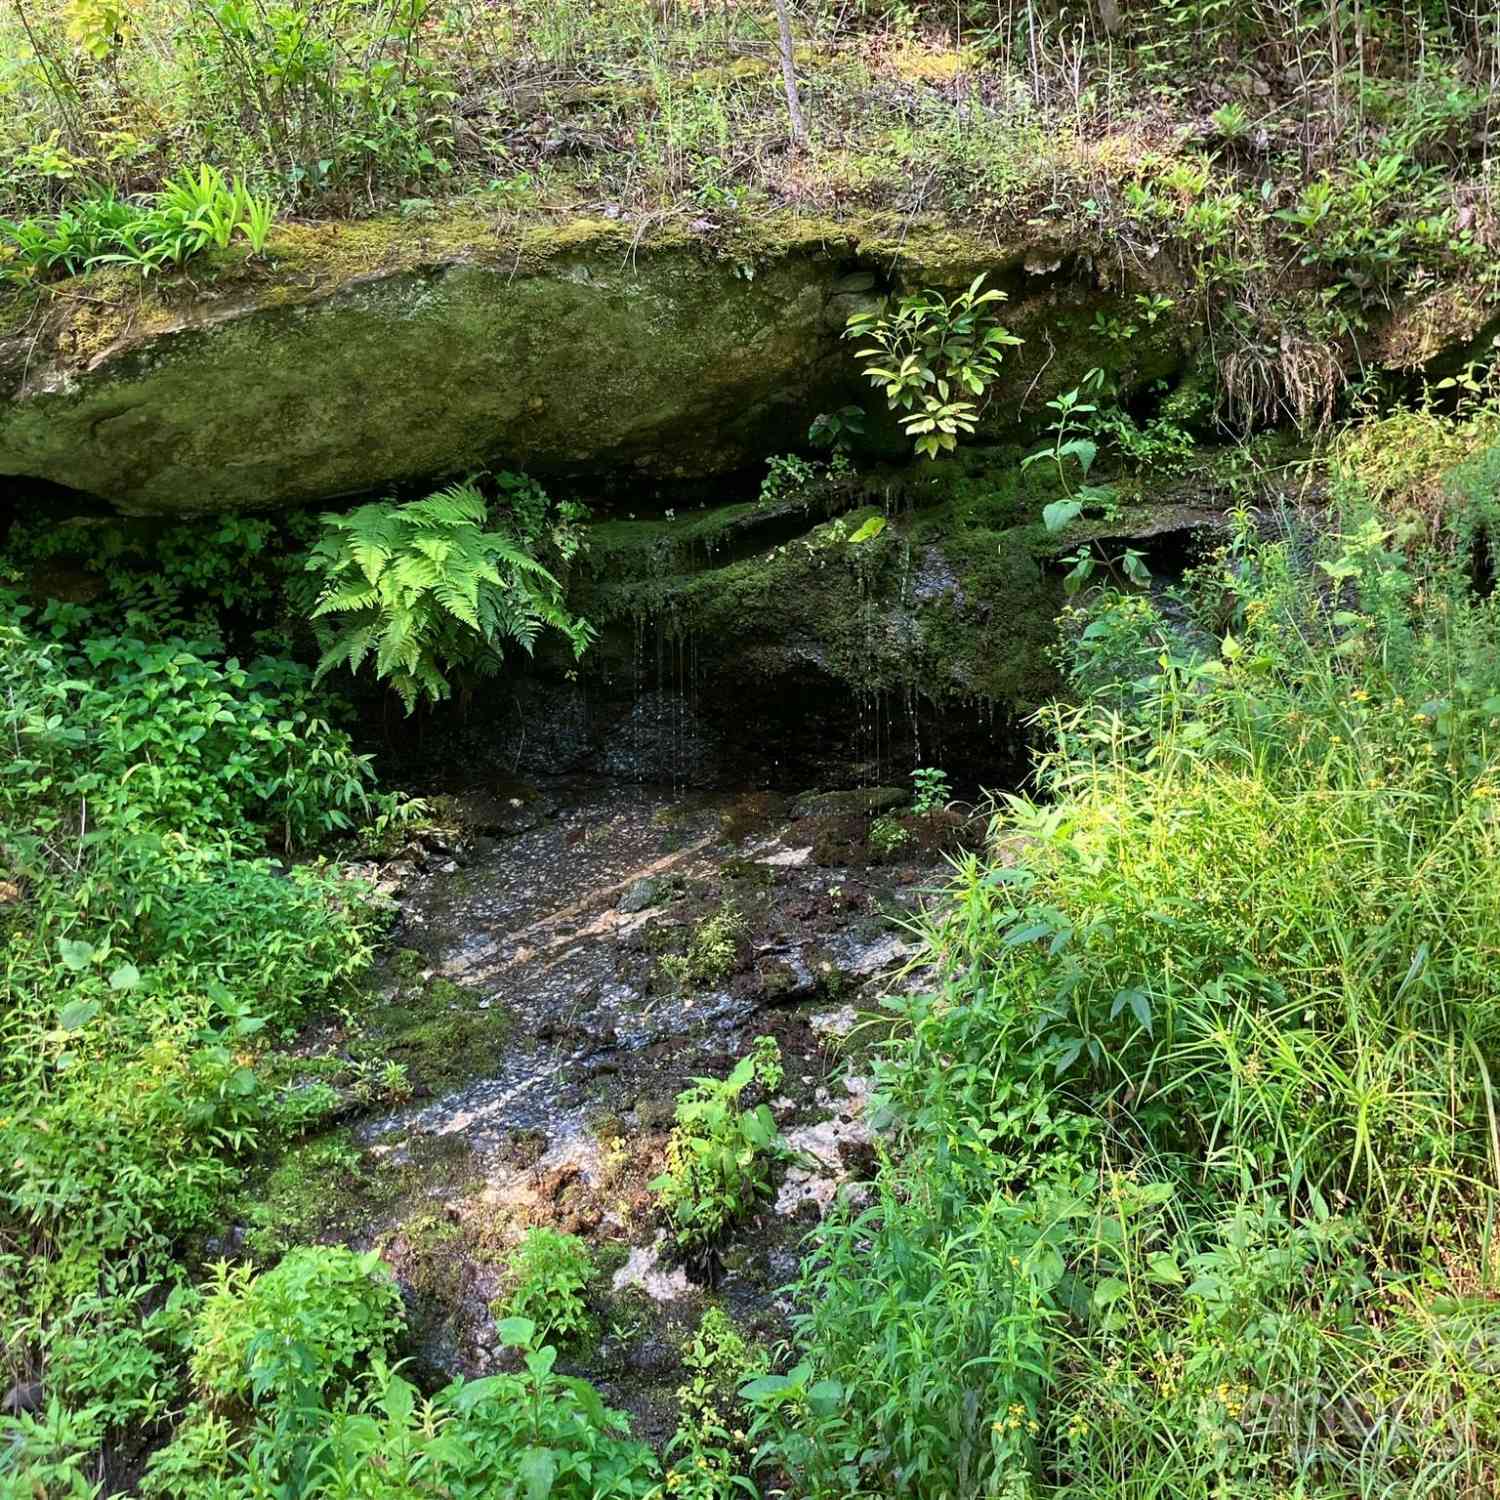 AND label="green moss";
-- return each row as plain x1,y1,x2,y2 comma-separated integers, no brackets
353,975,515,1094
232,1128,469,1260
380,1208,485,1303
572,444,1078,712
